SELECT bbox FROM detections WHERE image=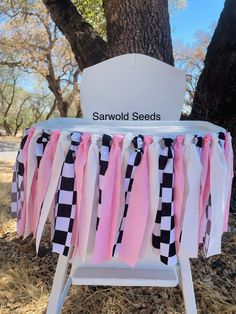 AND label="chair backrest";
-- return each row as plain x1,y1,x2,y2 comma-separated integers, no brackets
80,53,186,121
